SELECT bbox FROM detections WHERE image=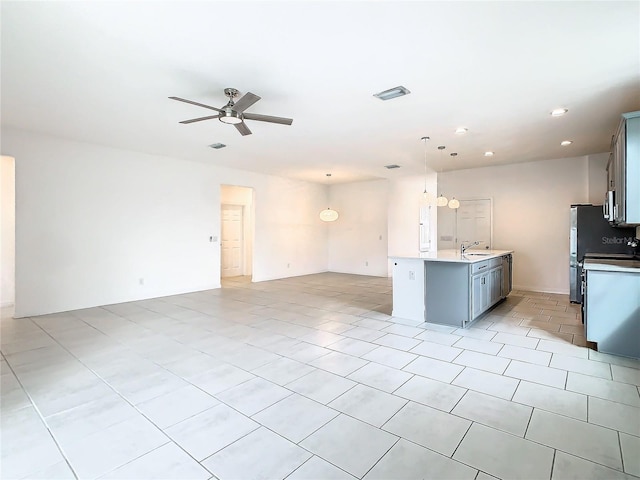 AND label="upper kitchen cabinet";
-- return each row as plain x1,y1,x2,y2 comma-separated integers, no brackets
605,111,640,226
